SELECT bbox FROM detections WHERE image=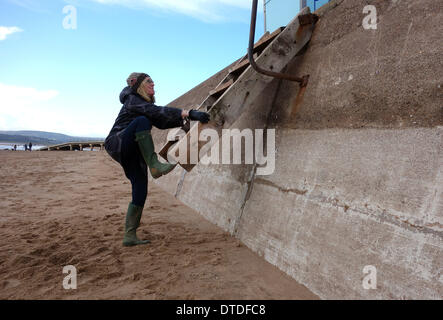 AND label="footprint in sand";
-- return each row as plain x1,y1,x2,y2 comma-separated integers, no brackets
131,273,142,281
149,221,167,226
12,255,36,267
1,279,21,289
48,252,71,265
103,271,123,280
22,232,38,240
94,247,108,255
30,247,48,257
104,214,120,221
